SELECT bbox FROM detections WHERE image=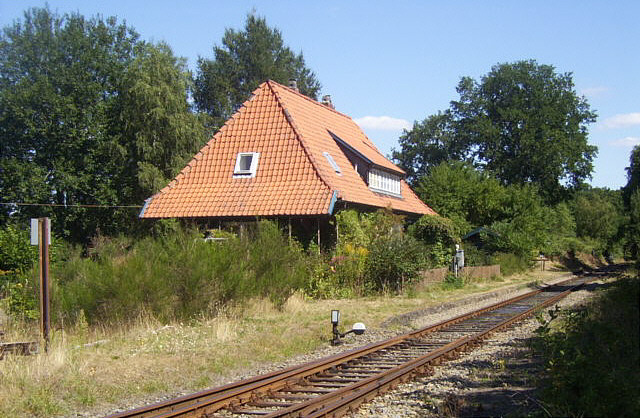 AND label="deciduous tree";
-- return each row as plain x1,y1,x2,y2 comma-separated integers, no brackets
194,14,321,128
395,60,598,203
113,42,208,203
0,7,206,242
